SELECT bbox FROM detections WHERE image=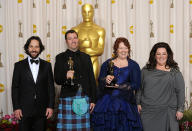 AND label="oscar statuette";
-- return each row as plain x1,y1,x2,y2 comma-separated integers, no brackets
66,57,76,88
106,59,117,88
